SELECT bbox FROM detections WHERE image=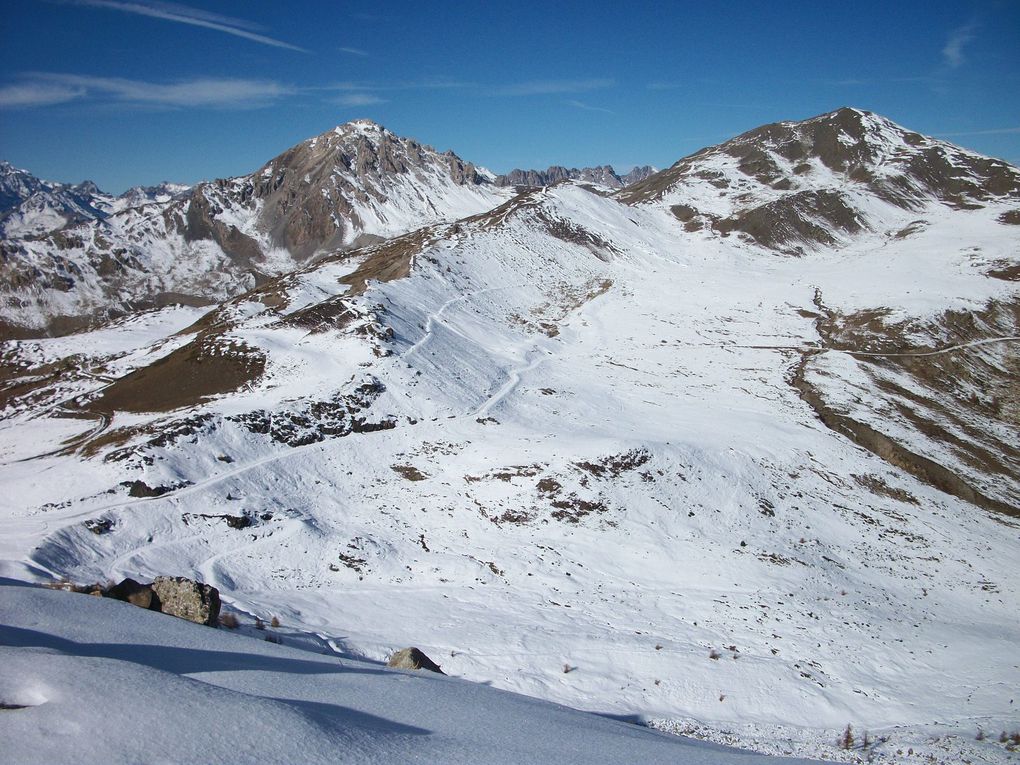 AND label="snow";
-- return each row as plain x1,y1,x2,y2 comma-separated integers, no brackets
0,579,819,764
2,116,1019,764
